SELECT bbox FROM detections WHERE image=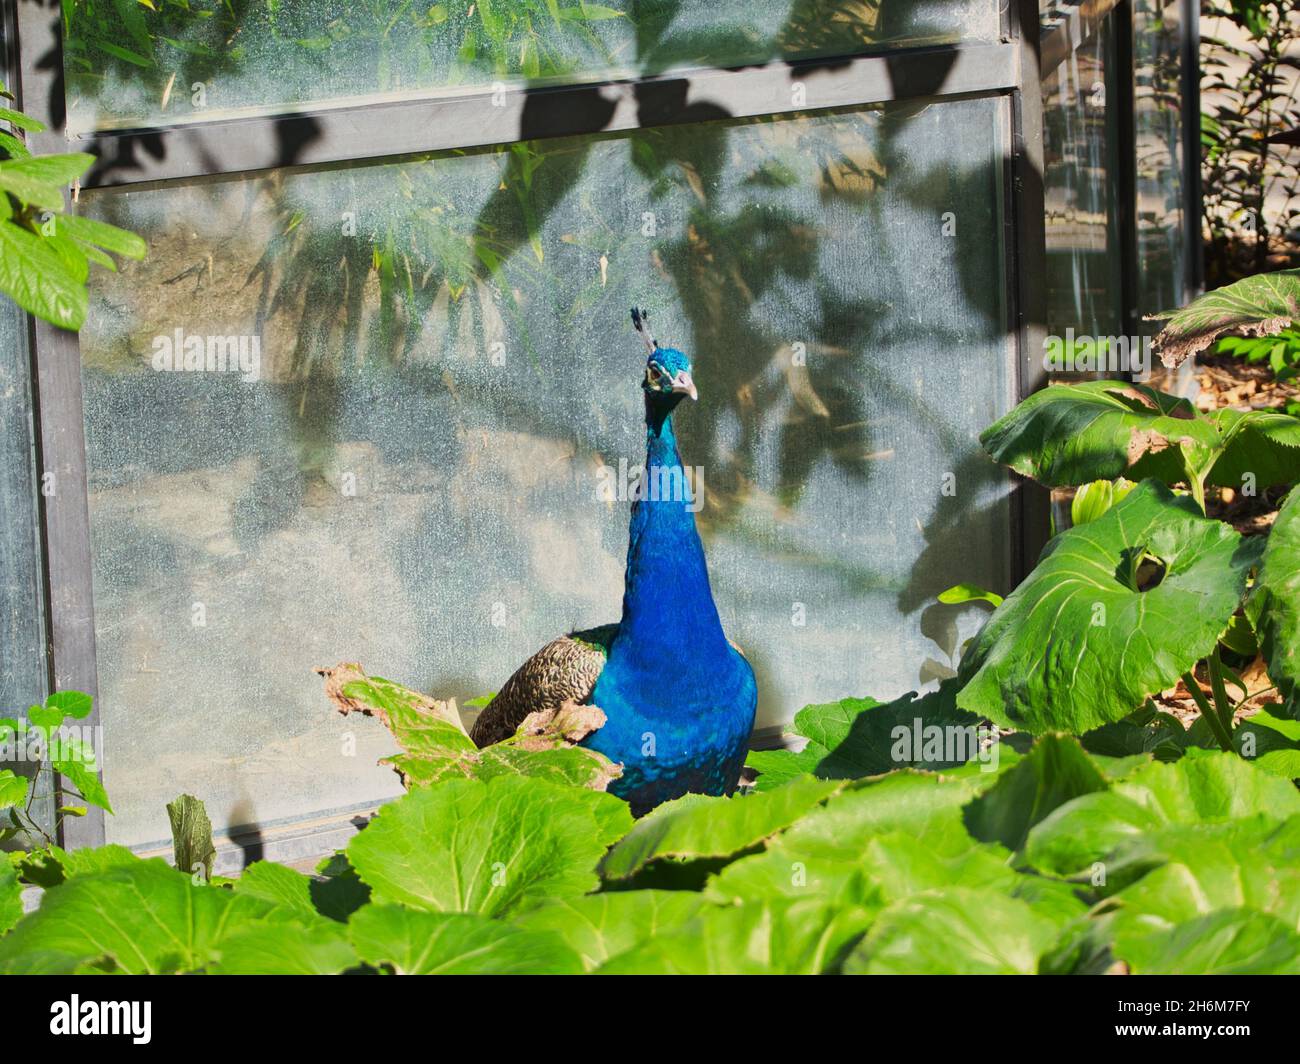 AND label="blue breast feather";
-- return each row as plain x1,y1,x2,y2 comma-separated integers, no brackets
582,405,757,814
